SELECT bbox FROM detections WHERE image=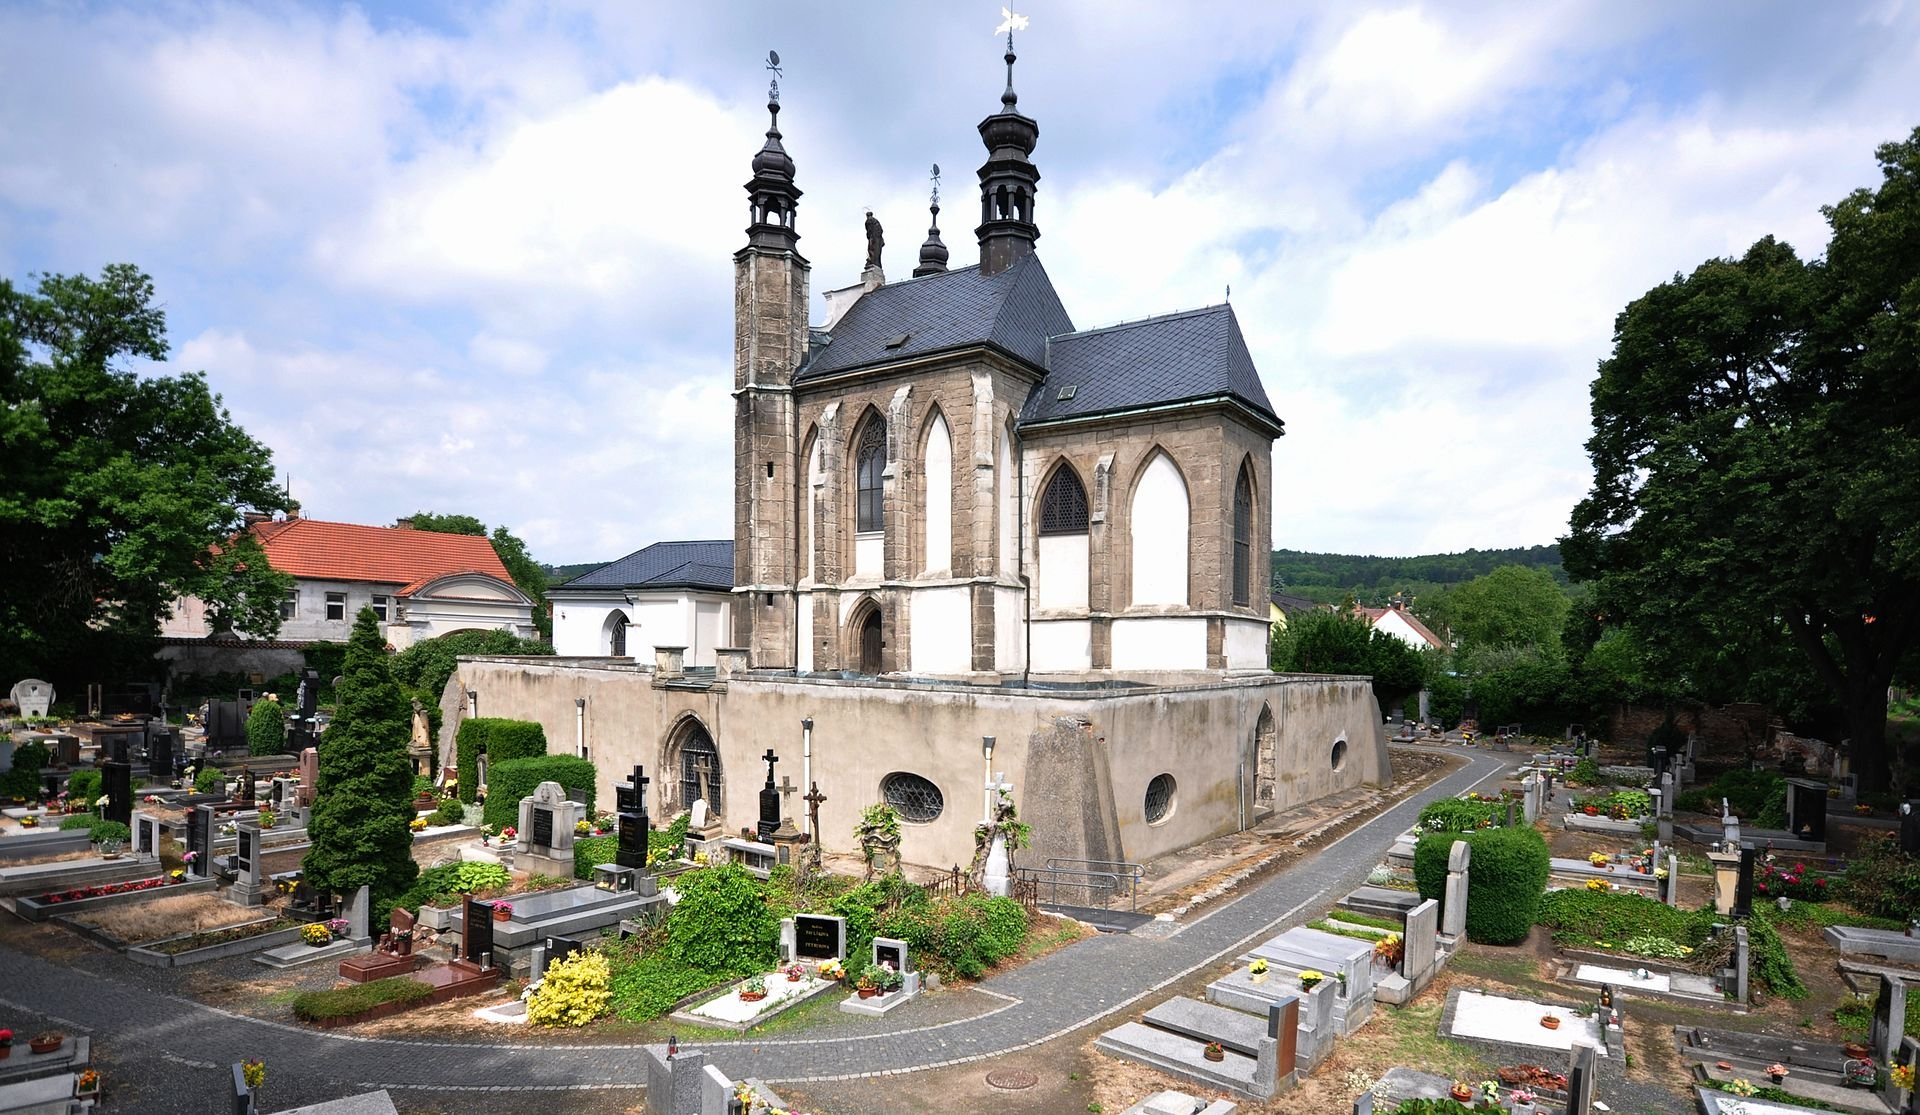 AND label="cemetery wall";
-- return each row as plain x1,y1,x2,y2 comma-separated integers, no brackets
1609,702,1771,760
444,657,1386,868
157,642,306,681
